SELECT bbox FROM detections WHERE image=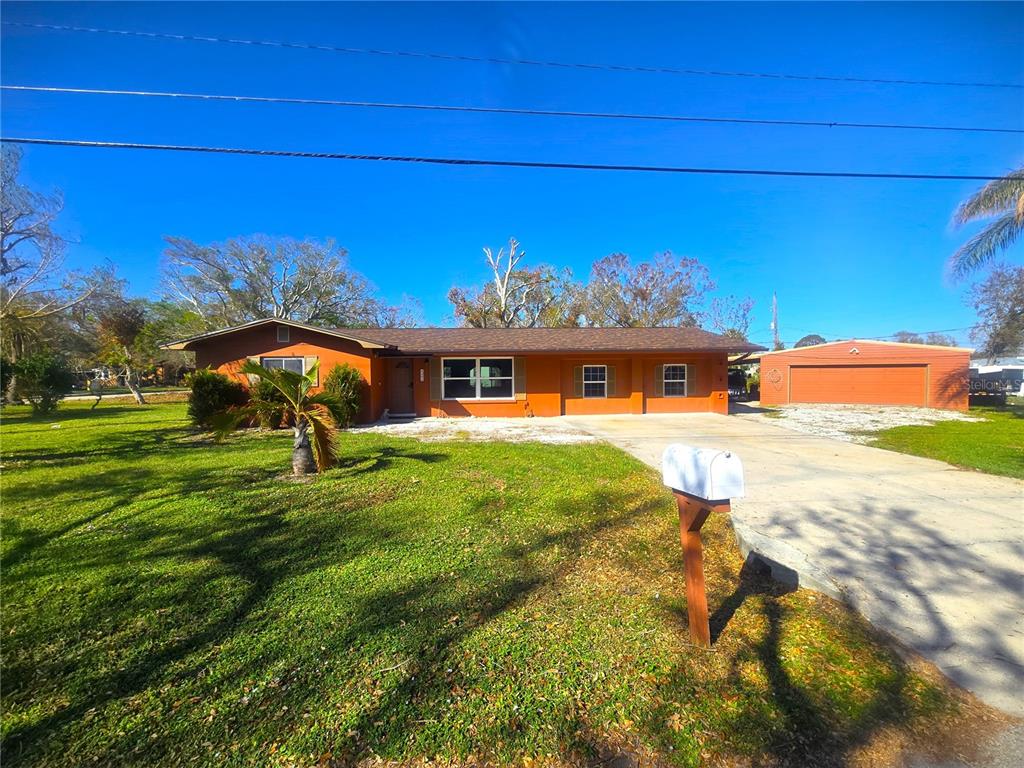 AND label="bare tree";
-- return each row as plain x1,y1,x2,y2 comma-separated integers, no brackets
582,252,713,327
708,295,755,340
970,264,1024,361
161,235,411,329
1,145,110,397
448,238,580,328
890,331,959,346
